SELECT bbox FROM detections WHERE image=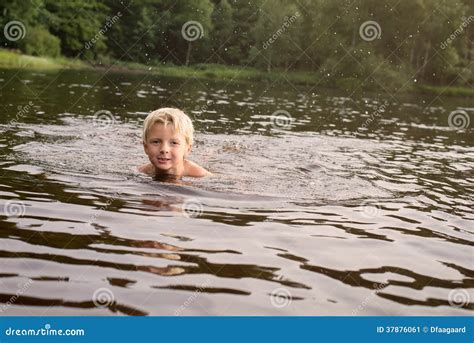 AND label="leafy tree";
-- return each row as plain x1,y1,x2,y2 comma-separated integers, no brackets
0,0,471,87
0,0,45,49
225,0,262,65
250,0,302,72
104,0,170,64
210,0,233,64
163,0,213,66
44,0,109,58
20,26,60,57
